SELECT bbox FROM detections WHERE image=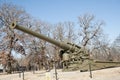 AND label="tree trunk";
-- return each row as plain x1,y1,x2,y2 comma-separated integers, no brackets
7,54,12,74
7,36,14,74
